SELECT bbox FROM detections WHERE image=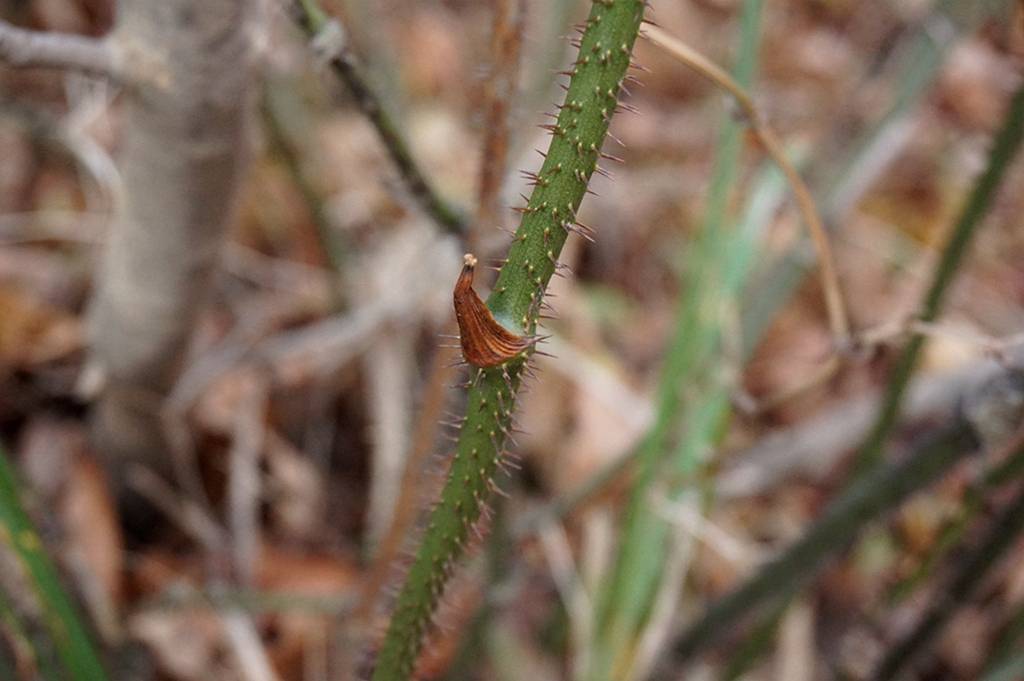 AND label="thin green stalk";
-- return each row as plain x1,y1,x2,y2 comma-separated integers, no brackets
510,154,795,541
587,4,763,678
0,443,108,681
983,599,1024,681
887,435,1024,604
667,360,1024,670
291,0,469,236
670,420,982,663
370,3,646,679
716,32,1024,676
716,374,1024,675
871,478,1024,681
720,591,795,681
729,425,1024,676
854,81,1024,472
